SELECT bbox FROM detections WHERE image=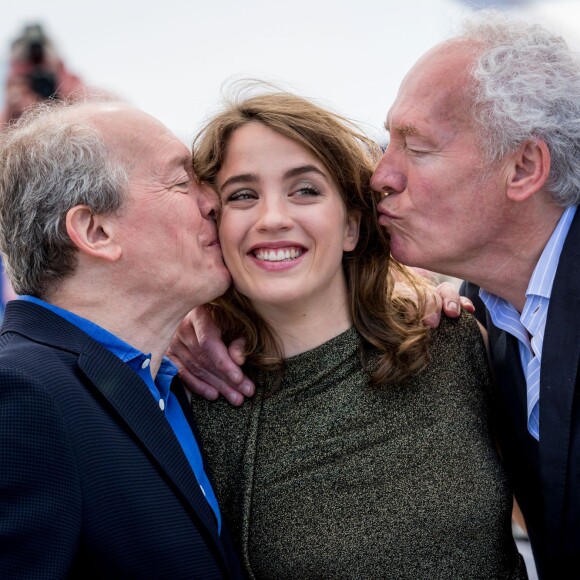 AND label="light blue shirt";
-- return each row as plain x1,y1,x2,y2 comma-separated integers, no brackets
19,295,222,533
480,205,577,441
